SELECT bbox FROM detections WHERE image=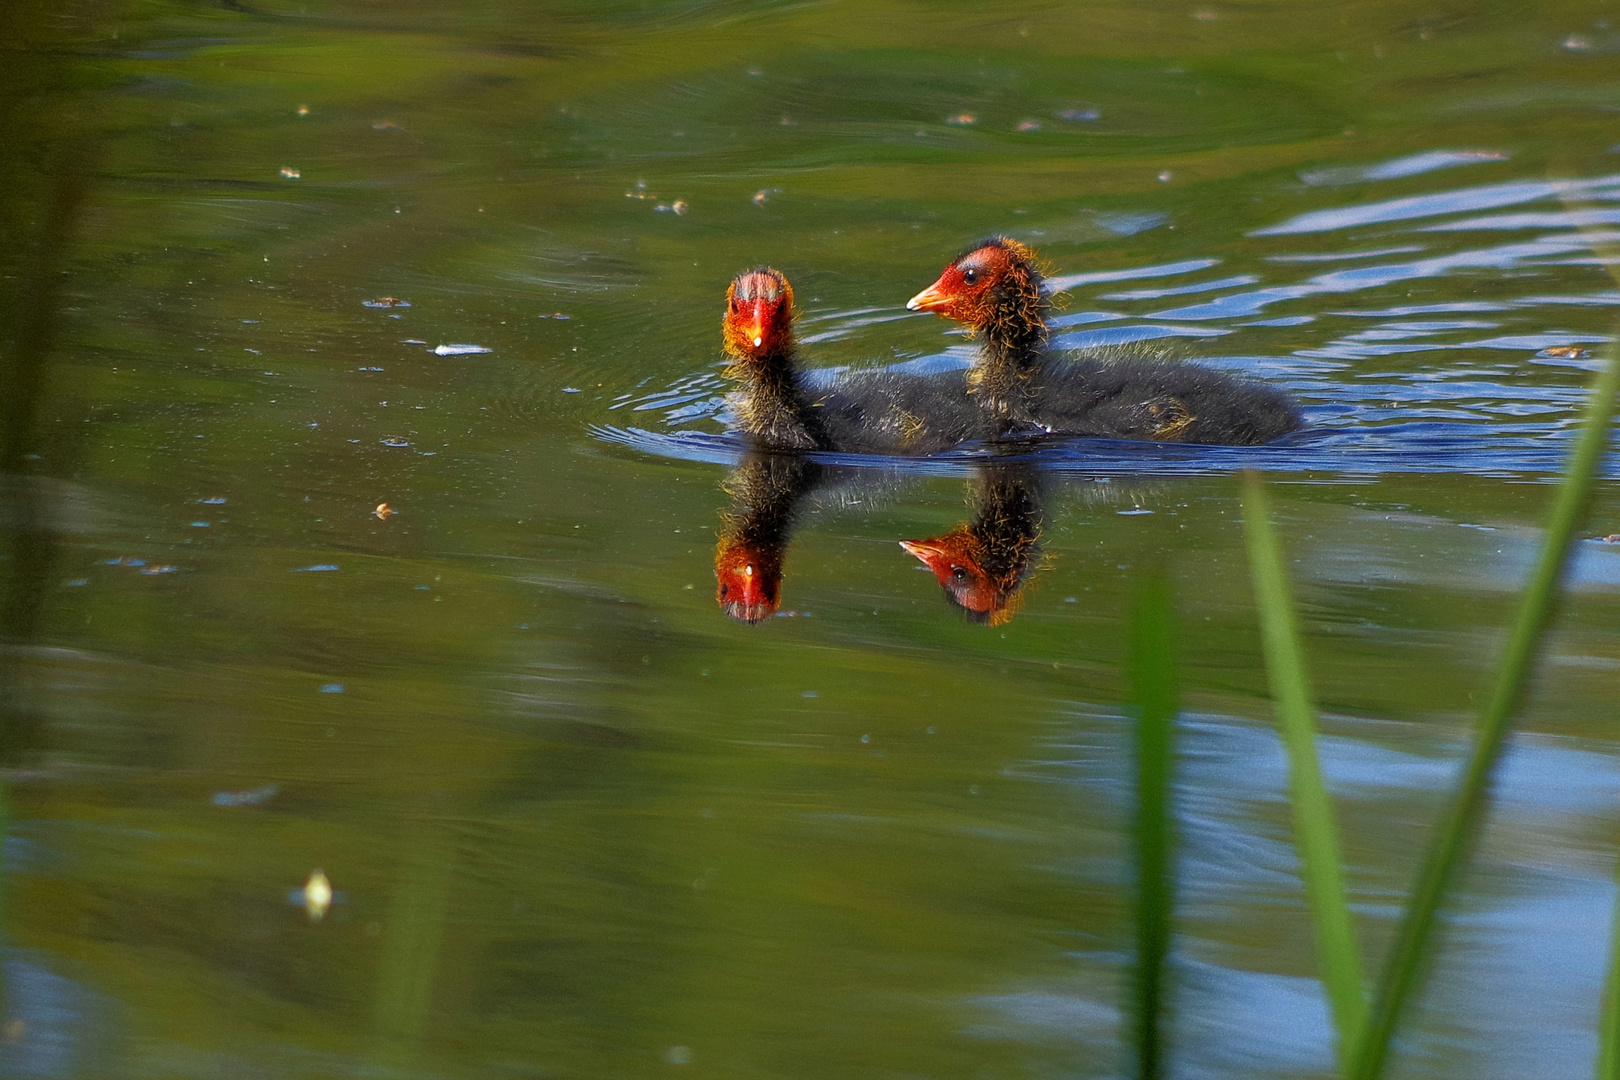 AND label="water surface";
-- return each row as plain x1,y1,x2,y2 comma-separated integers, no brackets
4,2,1620,1077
